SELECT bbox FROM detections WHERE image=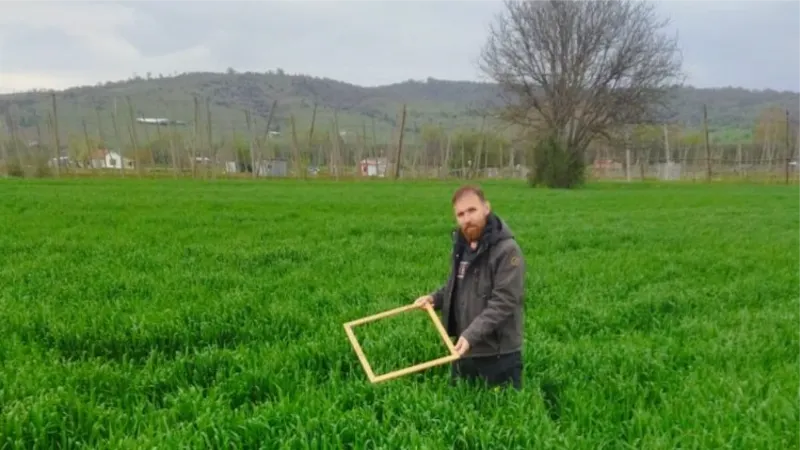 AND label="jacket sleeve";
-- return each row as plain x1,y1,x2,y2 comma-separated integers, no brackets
429,284,446,311
461,241,524,346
